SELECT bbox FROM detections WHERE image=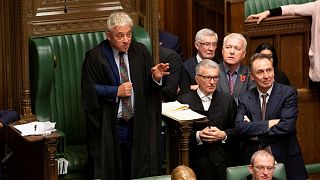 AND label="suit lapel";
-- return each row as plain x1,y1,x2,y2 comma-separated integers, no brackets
190,91,205,112
265,83,282,120
233,65,249,96
103,41,120,84
248,89,262,121
218,63,230,93
191,57,197,77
